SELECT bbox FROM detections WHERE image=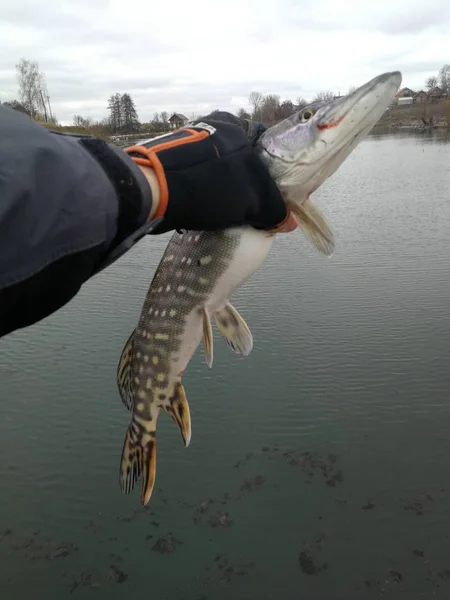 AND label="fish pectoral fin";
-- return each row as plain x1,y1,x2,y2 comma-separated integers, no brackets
202,309,214,369
117,329,136,411
119,424,157,506
290,198,335,257
213,302,253,356
165,382,192,447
